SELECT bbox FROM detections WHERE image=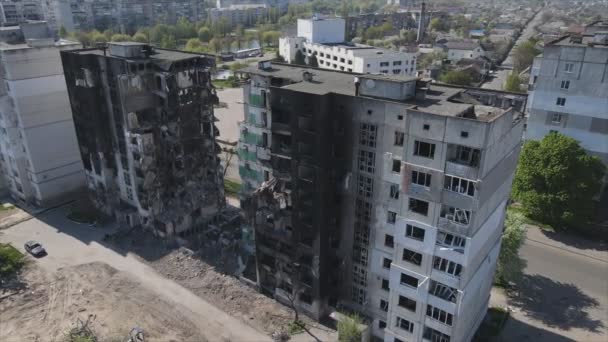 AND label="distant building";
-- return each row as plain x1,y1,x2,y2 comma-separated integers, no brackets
60,43,225,235
209,4,268,28
280,17,417,75
0,0,43,26
0,22,85,207
469,29,486,38
527,21,608,167
444,40,485,62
